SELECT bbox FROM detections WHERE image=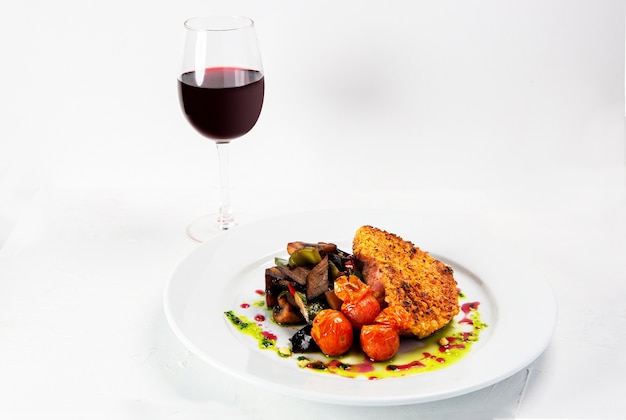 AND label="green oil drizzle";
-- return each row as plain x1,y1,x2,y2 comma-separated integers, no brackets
225,291,488,379
224,310,277,350
293,301,487,379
